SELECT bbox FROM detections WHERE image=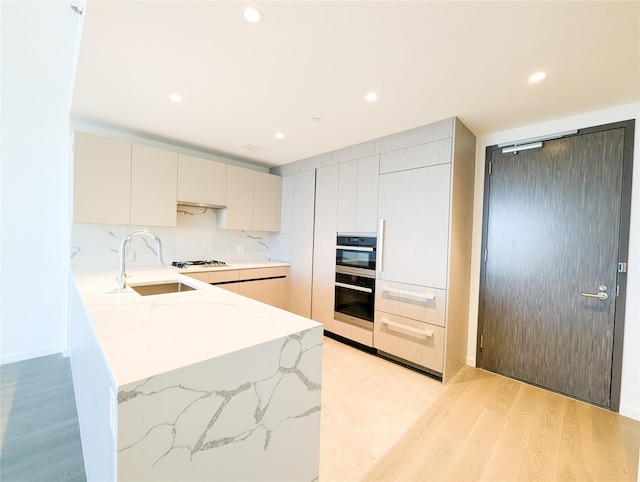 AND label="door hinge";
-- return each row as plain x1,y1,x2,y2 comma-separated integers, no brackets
488,161,492,175
618,262,627,273
617,285,620,297
484,248,488,263
480,334,484,350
